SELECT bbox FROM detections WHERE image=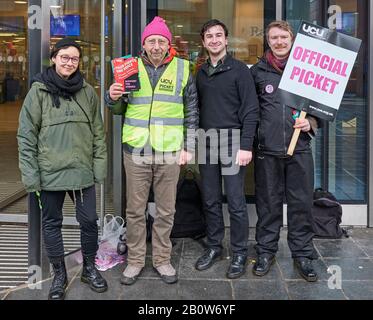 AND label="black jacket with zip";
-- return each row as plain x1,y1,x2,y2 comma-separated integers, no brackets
250,57,317,156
